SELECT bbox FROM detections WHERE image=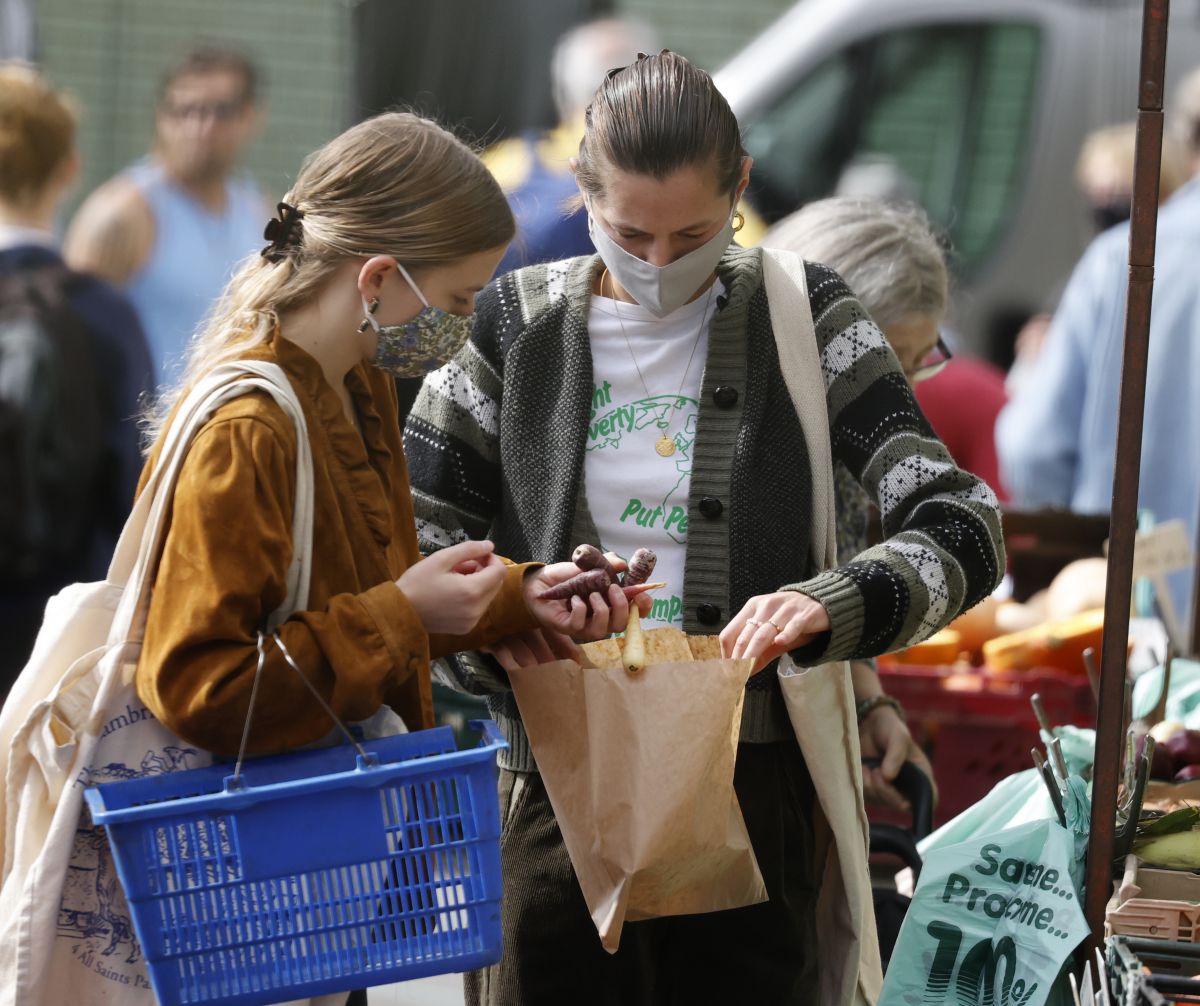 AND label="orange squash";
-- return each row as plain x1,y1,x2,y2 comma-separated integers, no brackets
982,608,1105,674
948,596,1002,659
887,627,963,666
